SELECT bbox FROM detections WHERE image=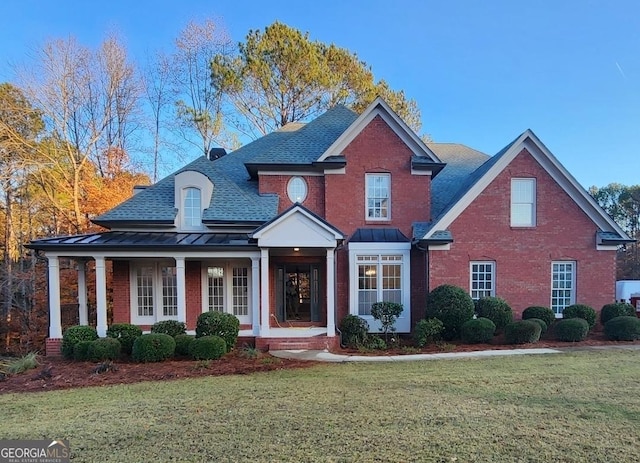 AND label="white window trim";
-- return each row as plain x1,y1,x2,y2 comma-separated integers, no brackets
511,178,536,227
130,261,178,325
174,170,213,232
201,260,252,324
365,173,391,221
469,261,496,300
551,261,576,317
